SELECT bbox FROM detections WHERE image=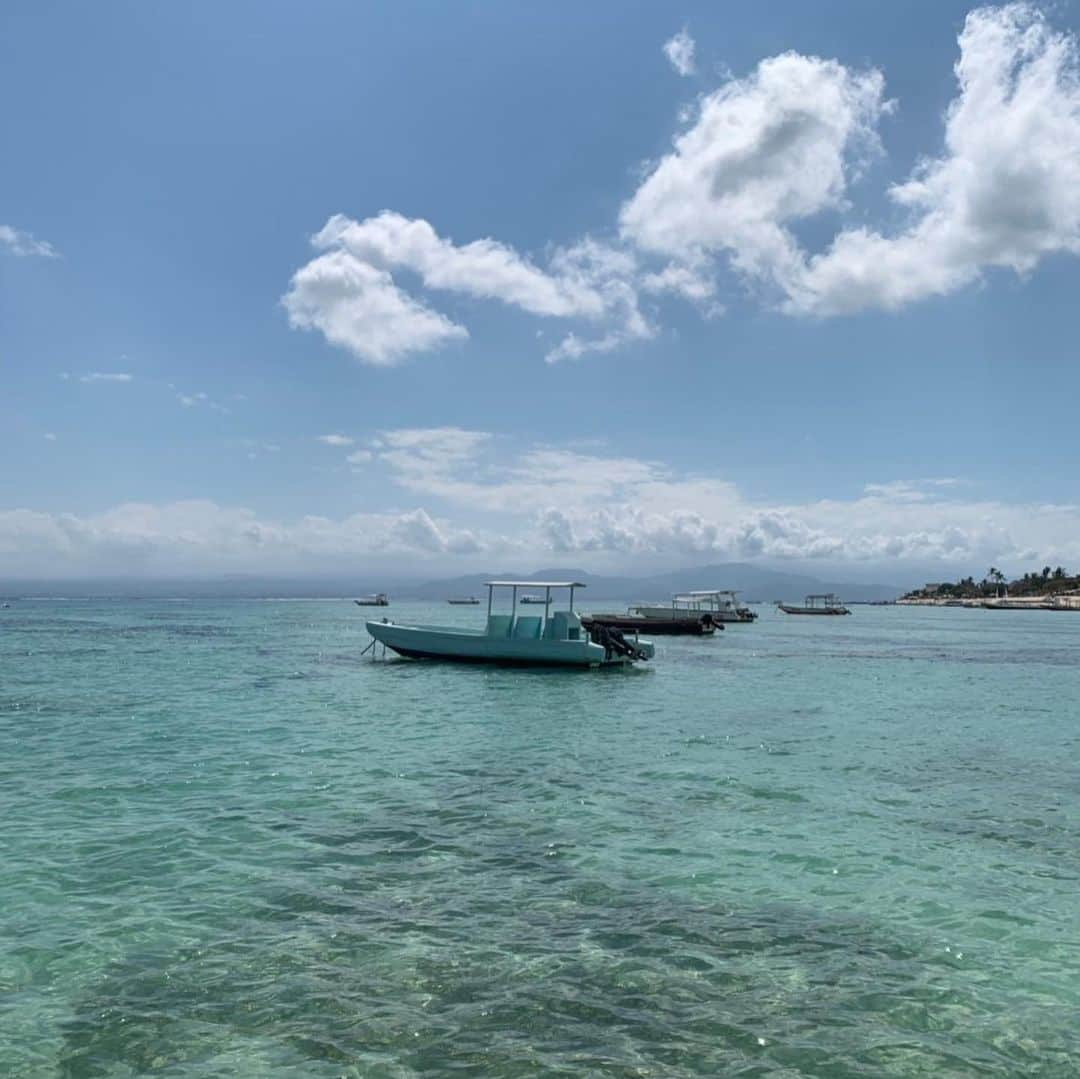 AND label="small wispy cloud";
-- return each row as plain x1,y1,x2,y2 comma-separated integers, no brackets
0,224,58,258
317,433,354,446
177,390,230,414
863,478,965,502
80,372,133,384
663,29,696,77
44,432,57,441
347,449,374,468
238,440,281,460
